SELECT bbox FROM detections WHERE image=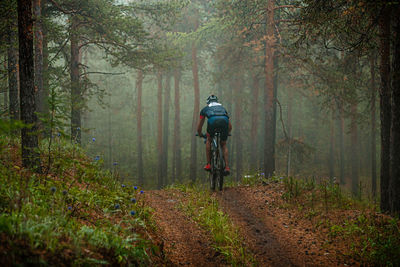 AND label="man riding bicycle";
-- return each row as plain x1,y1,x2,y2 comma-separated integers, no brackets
197,95,232,175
